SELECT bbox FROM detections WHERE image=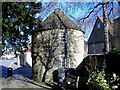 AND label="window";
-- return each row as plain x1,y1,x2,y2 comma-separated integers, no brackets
97,22,100,29
59,55,67,68
59,32,67,43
